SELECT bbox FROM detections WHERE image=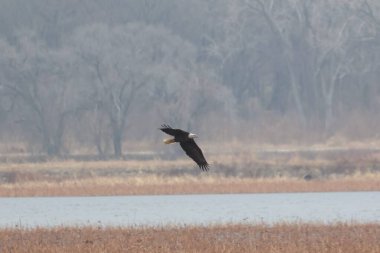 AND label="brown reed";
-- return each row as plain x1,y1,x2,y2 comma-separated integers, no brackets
1,222,379,253
1,174,380,197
